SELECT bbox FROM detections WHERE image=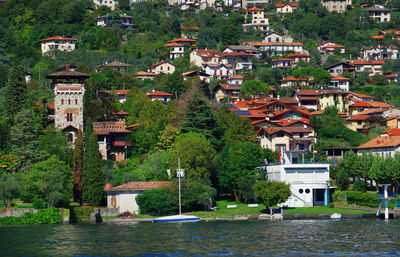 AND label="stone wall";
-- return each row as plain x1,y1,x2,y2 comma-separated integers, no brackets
0,208,37,218
94,207,119,217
